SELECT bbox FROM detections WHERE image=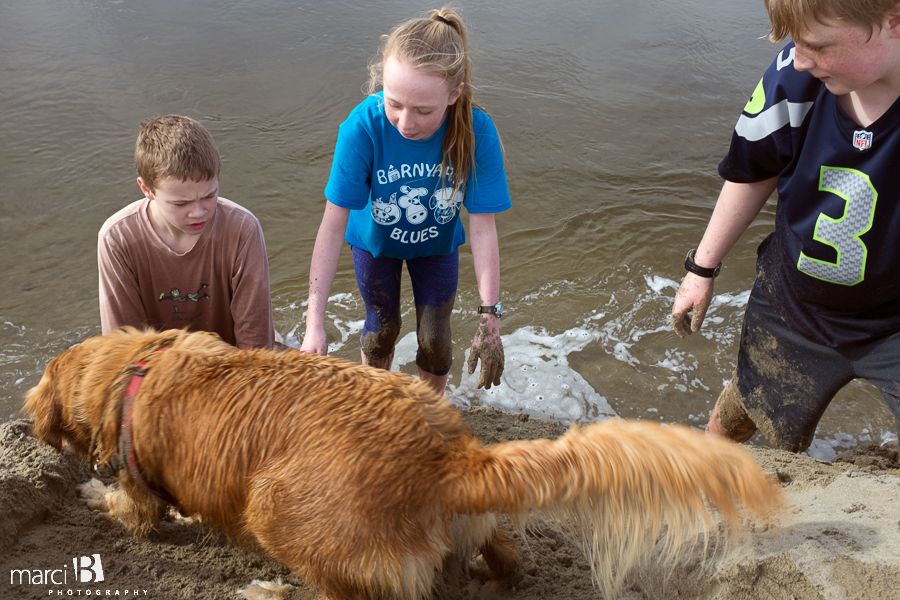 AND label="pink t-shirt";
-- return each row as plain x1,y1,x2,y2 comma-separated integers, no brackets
98,197,274,349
